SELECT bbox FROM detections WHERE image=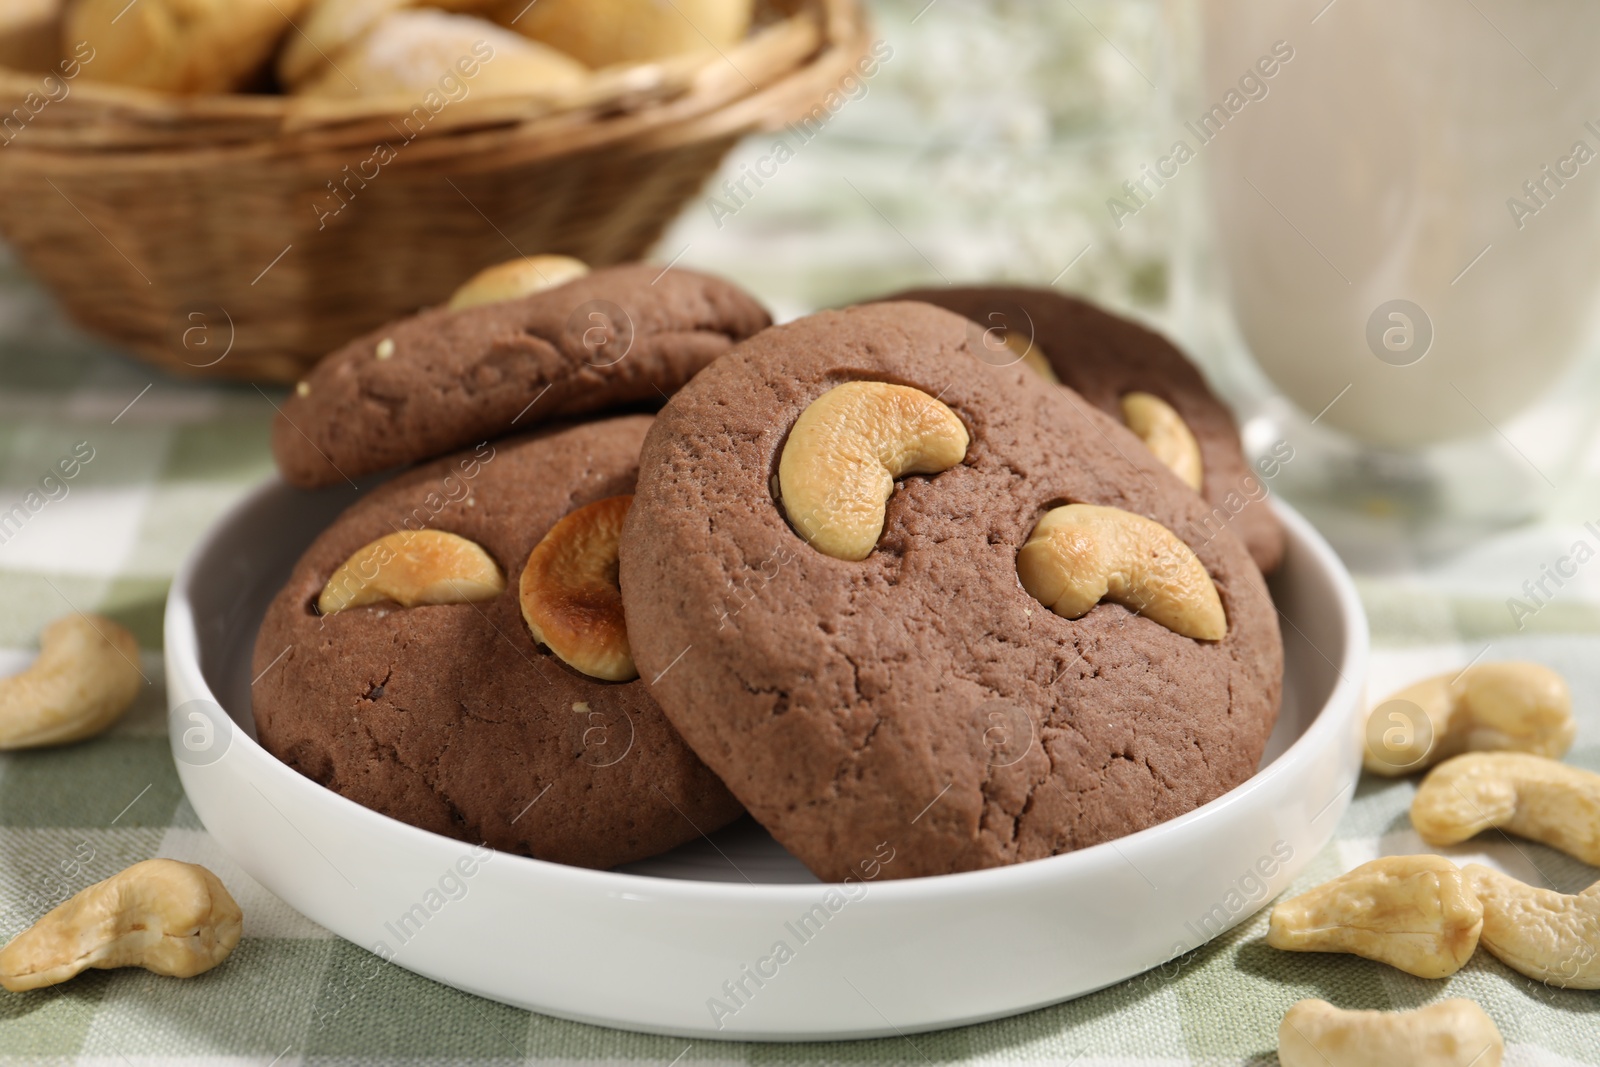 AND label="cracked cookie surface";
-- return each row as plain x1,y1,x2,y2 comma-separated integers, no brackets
252,417,743,869
272,264,772,488
619,303,1283,881
883,286,1286,574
